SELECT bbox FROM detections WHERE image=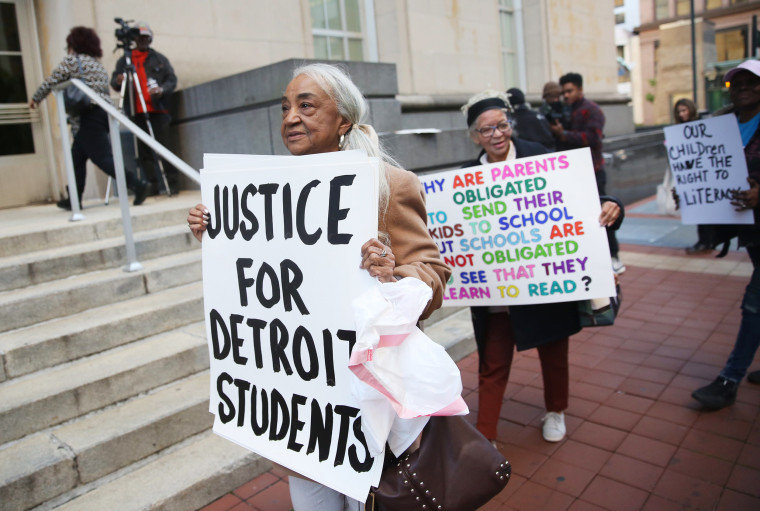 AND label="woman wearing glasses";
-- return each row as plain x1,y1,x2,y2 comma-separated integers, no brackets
461,91,623,444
